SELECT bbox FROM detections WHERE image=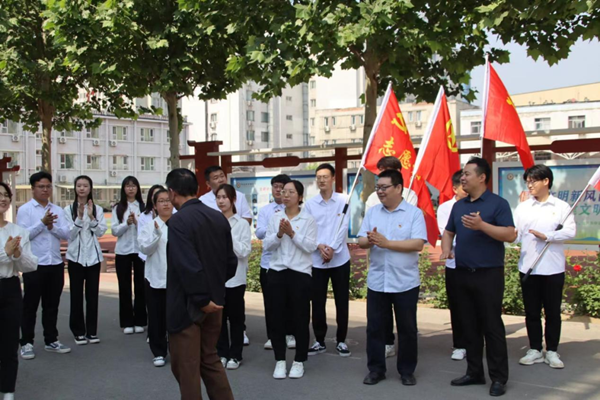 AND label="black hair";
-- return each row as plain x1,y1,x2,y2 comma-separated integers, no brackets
376,156,402,171
452,169,462,188
0,182,13,199
30,171,52,186
216,184,238,214
466,157,491,184
143,185,165,215
316,163,335,176
114,176,145,223
204,165,224,182
523,164,553,190
71,175,97,220
378,169,404,187
286,180,305,205
166,168,199,197
271,174,291,186
152,188,170,212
